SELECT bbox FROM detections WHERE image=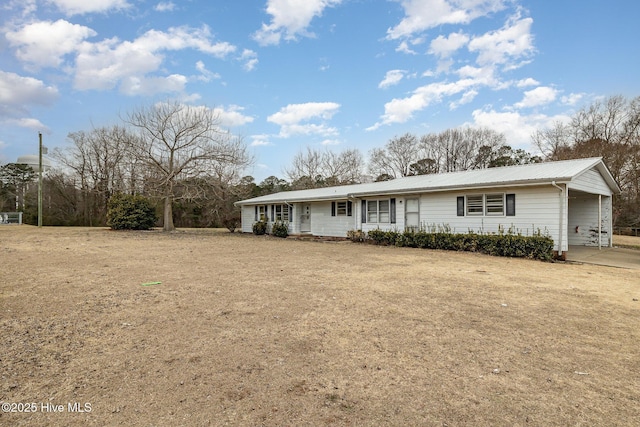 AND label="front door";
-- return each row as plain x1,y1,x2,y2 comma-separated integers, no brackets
405,198,420,231
300,203,311,233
